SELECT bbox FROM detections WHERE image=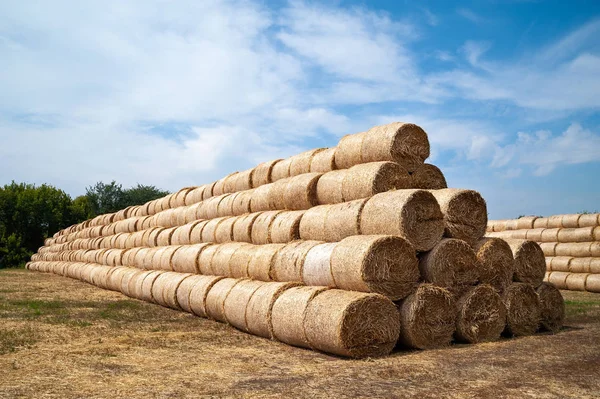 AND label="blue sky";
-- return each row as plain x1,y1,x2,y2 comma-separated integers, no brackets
1,0,599,219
